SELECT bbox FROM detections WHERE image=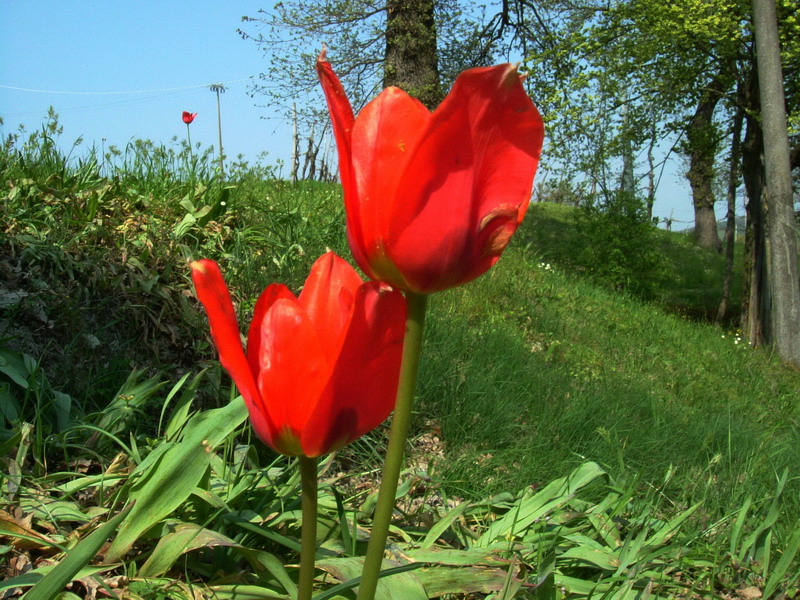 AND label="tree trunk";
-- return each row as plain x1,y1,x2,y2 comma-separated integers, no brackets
685,78,726,252
752,0,800,365
716,105,744,324
384,0,442,109
646,122,657,220
741,73,767,346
